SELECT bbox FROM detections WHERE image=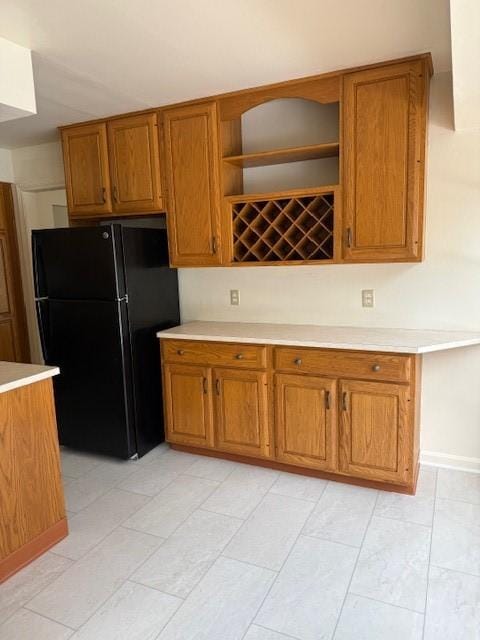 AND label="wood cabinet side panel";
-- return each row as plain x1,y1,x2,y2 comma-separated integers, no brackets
0,380,65,559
